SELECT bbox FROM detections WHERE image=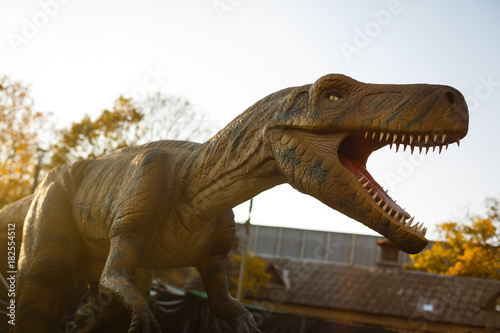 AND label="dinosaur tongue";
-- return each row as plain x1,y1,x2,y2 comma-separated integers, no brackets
339,155,409,216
